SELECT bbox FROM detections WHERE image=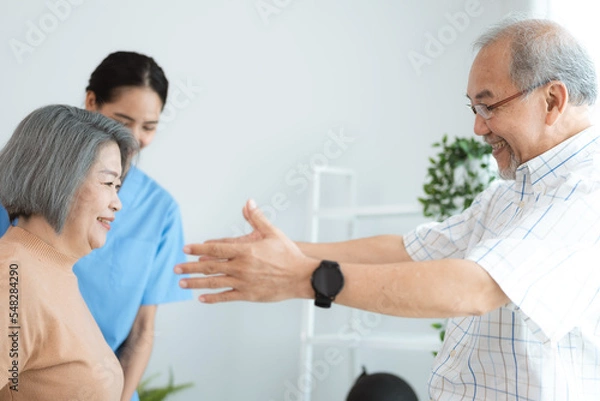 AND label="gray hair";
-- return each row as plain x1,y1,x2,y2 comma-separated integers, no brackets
474,18,597,106
0,105,138,233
